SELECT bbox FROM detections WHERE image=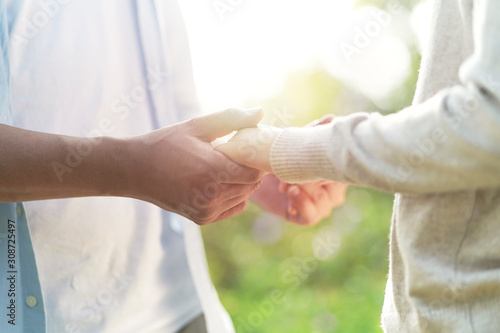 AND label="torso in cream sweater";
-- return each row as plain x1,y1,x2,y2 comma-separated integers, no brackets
271,0,500,331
